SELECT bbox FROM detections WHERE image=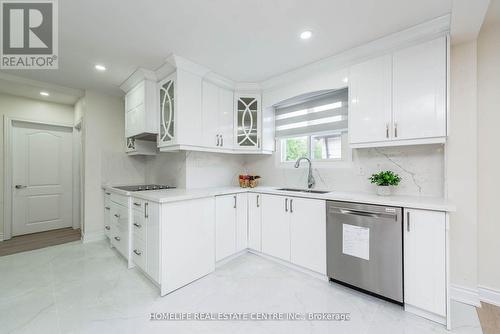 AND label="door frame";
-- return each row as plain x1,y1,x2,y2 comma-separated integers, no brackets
3,116,75,240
